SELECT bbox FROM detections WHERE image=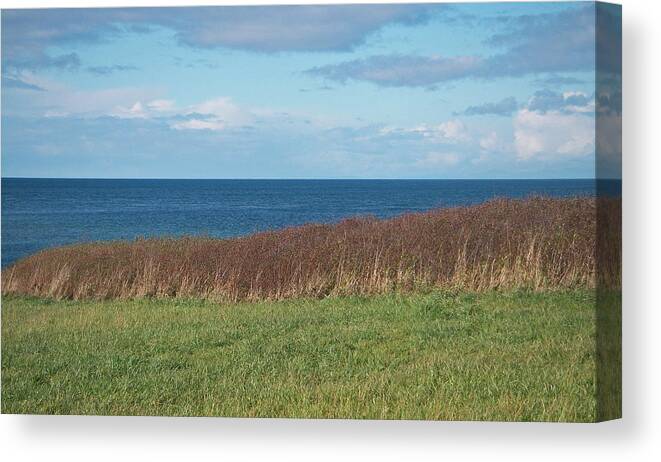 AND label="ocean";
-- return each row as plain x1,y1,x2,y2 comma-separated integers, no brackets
1,178,608,267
